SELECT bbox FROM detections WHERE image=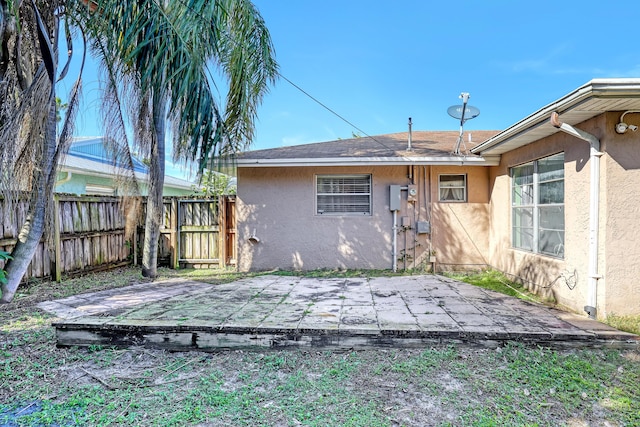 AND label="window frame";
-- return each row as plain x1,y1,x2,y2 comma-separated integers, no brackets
315,174,372,216
438,174,467,202
511,153,565,259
